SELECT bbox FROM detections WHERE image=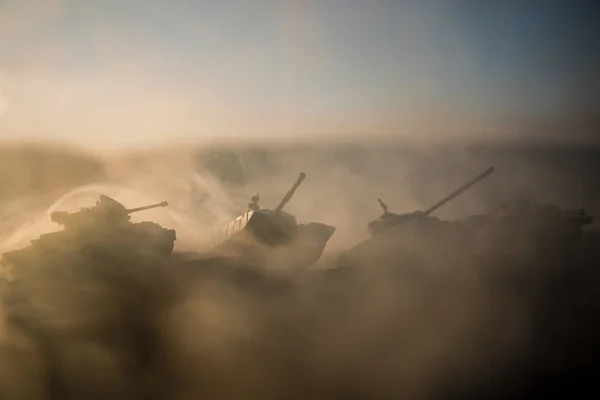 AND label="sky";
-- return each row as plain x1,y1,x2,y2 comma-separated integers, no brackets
0,0,598,149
